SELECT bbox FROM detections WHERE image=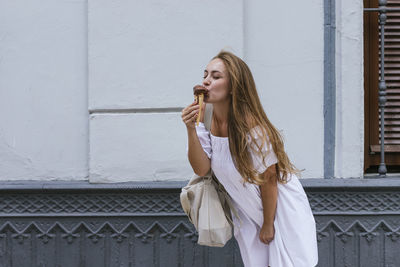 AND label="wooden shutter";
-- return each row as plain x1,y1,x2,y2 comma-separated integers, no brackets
364,0,400,170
